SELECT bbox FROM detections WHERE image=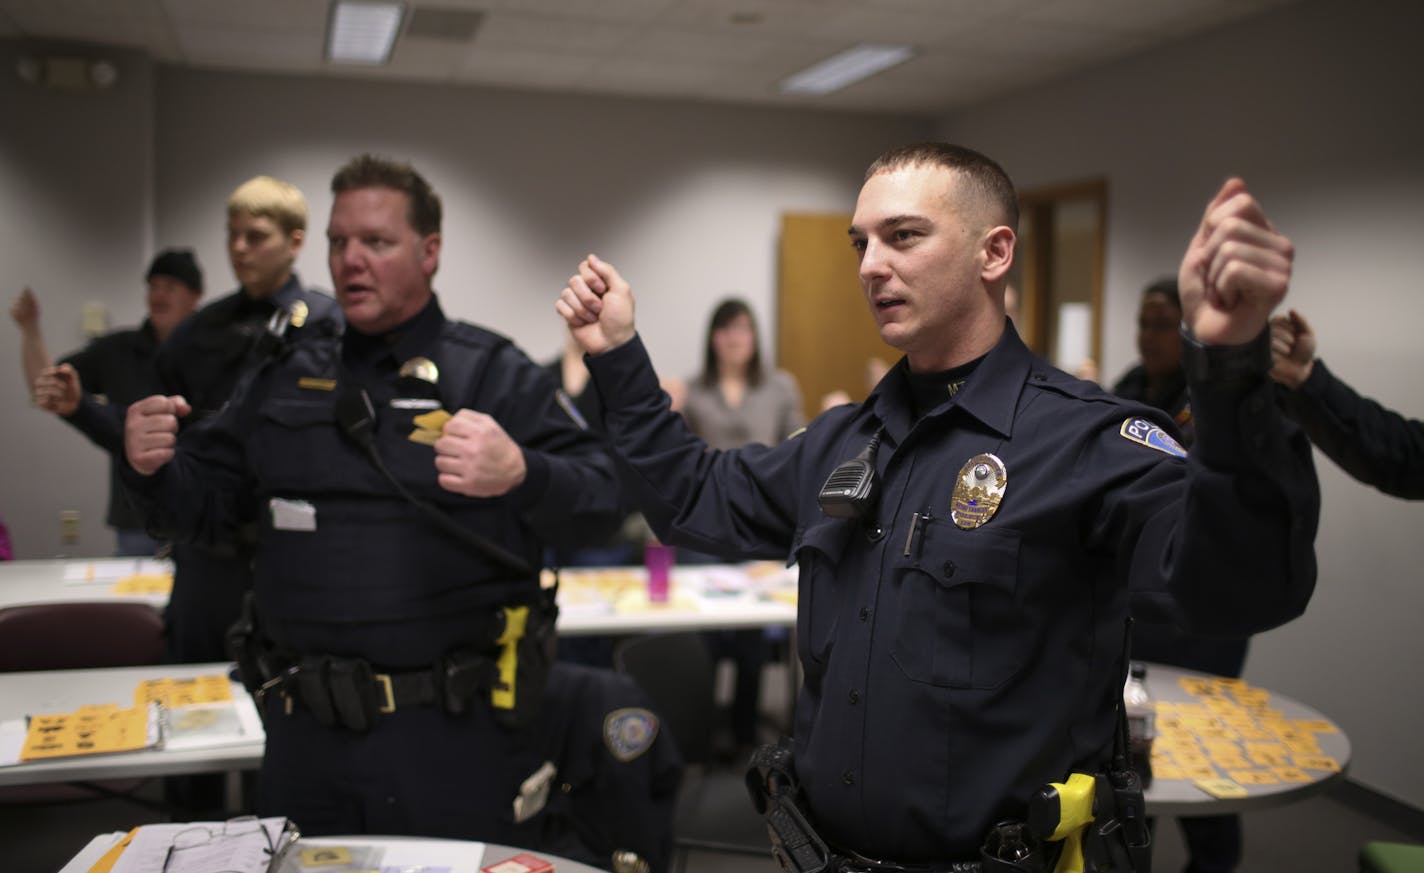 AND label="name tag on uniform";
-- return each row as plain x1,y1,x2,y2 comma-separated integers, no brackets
391,398,442,410
270,497,317,532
